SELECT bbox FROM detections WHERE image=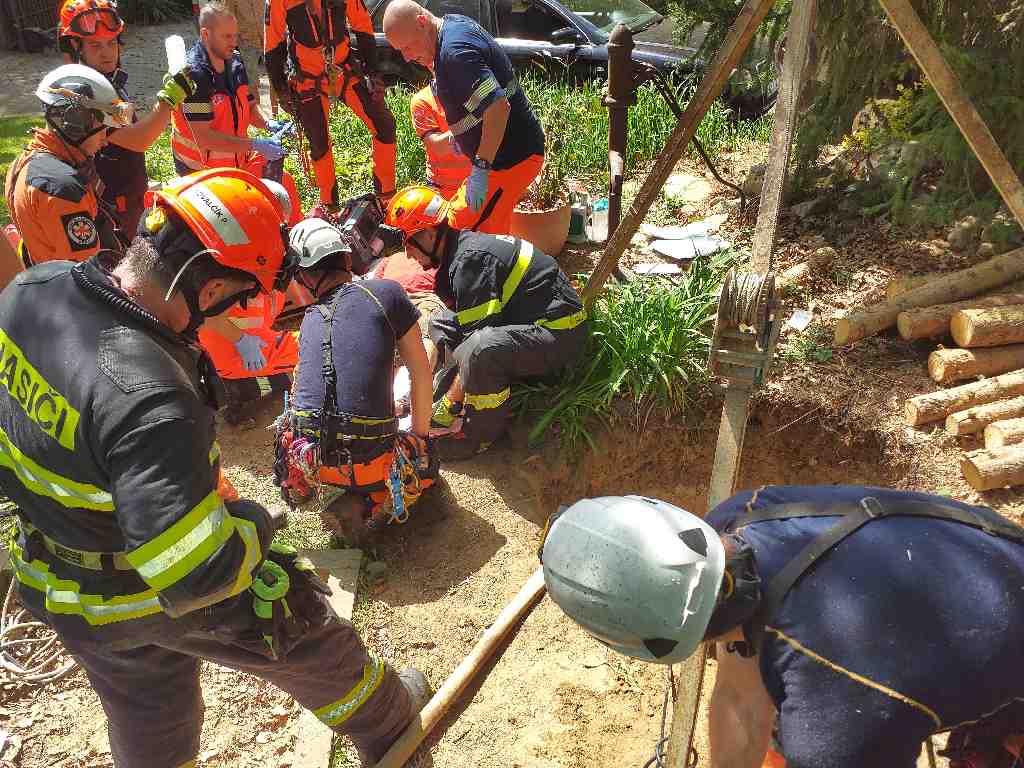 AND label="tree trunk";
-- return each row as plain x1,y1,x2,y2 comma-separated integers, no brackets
886,274,937,301
984,417,1024,448
928,346,1024,384
904,368,1024,426
897,294,1024,340
946,395,1024,435
951,306,1024,348
961,444,1024,491
834,246,1024,345
222,0,265,48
